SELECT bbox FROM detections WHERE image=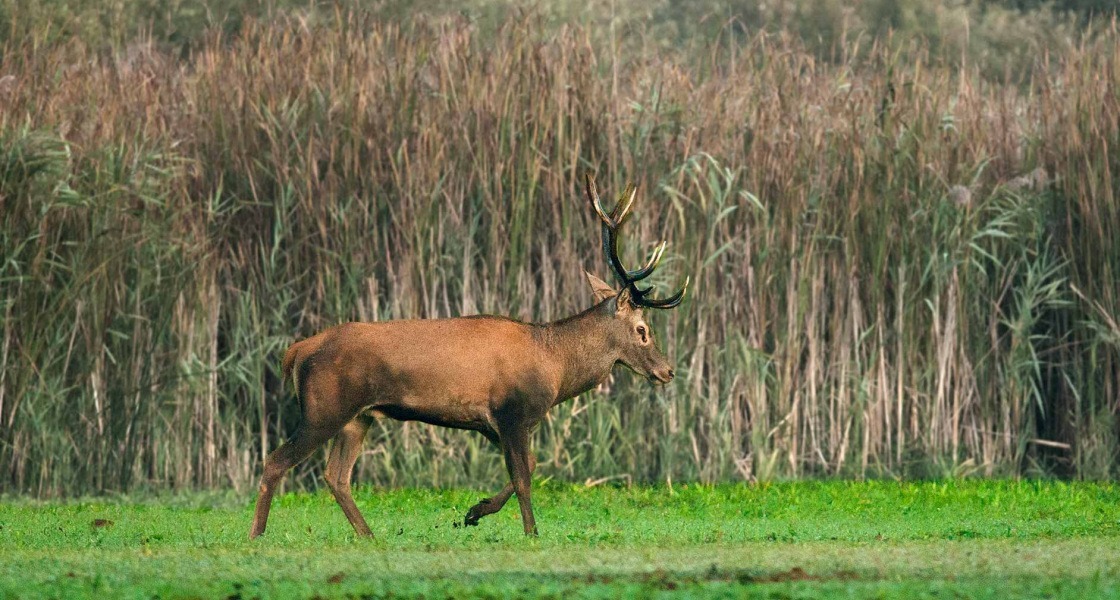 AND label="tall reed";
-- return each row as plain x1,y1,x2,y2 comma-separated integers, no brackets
0,12,1117,495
